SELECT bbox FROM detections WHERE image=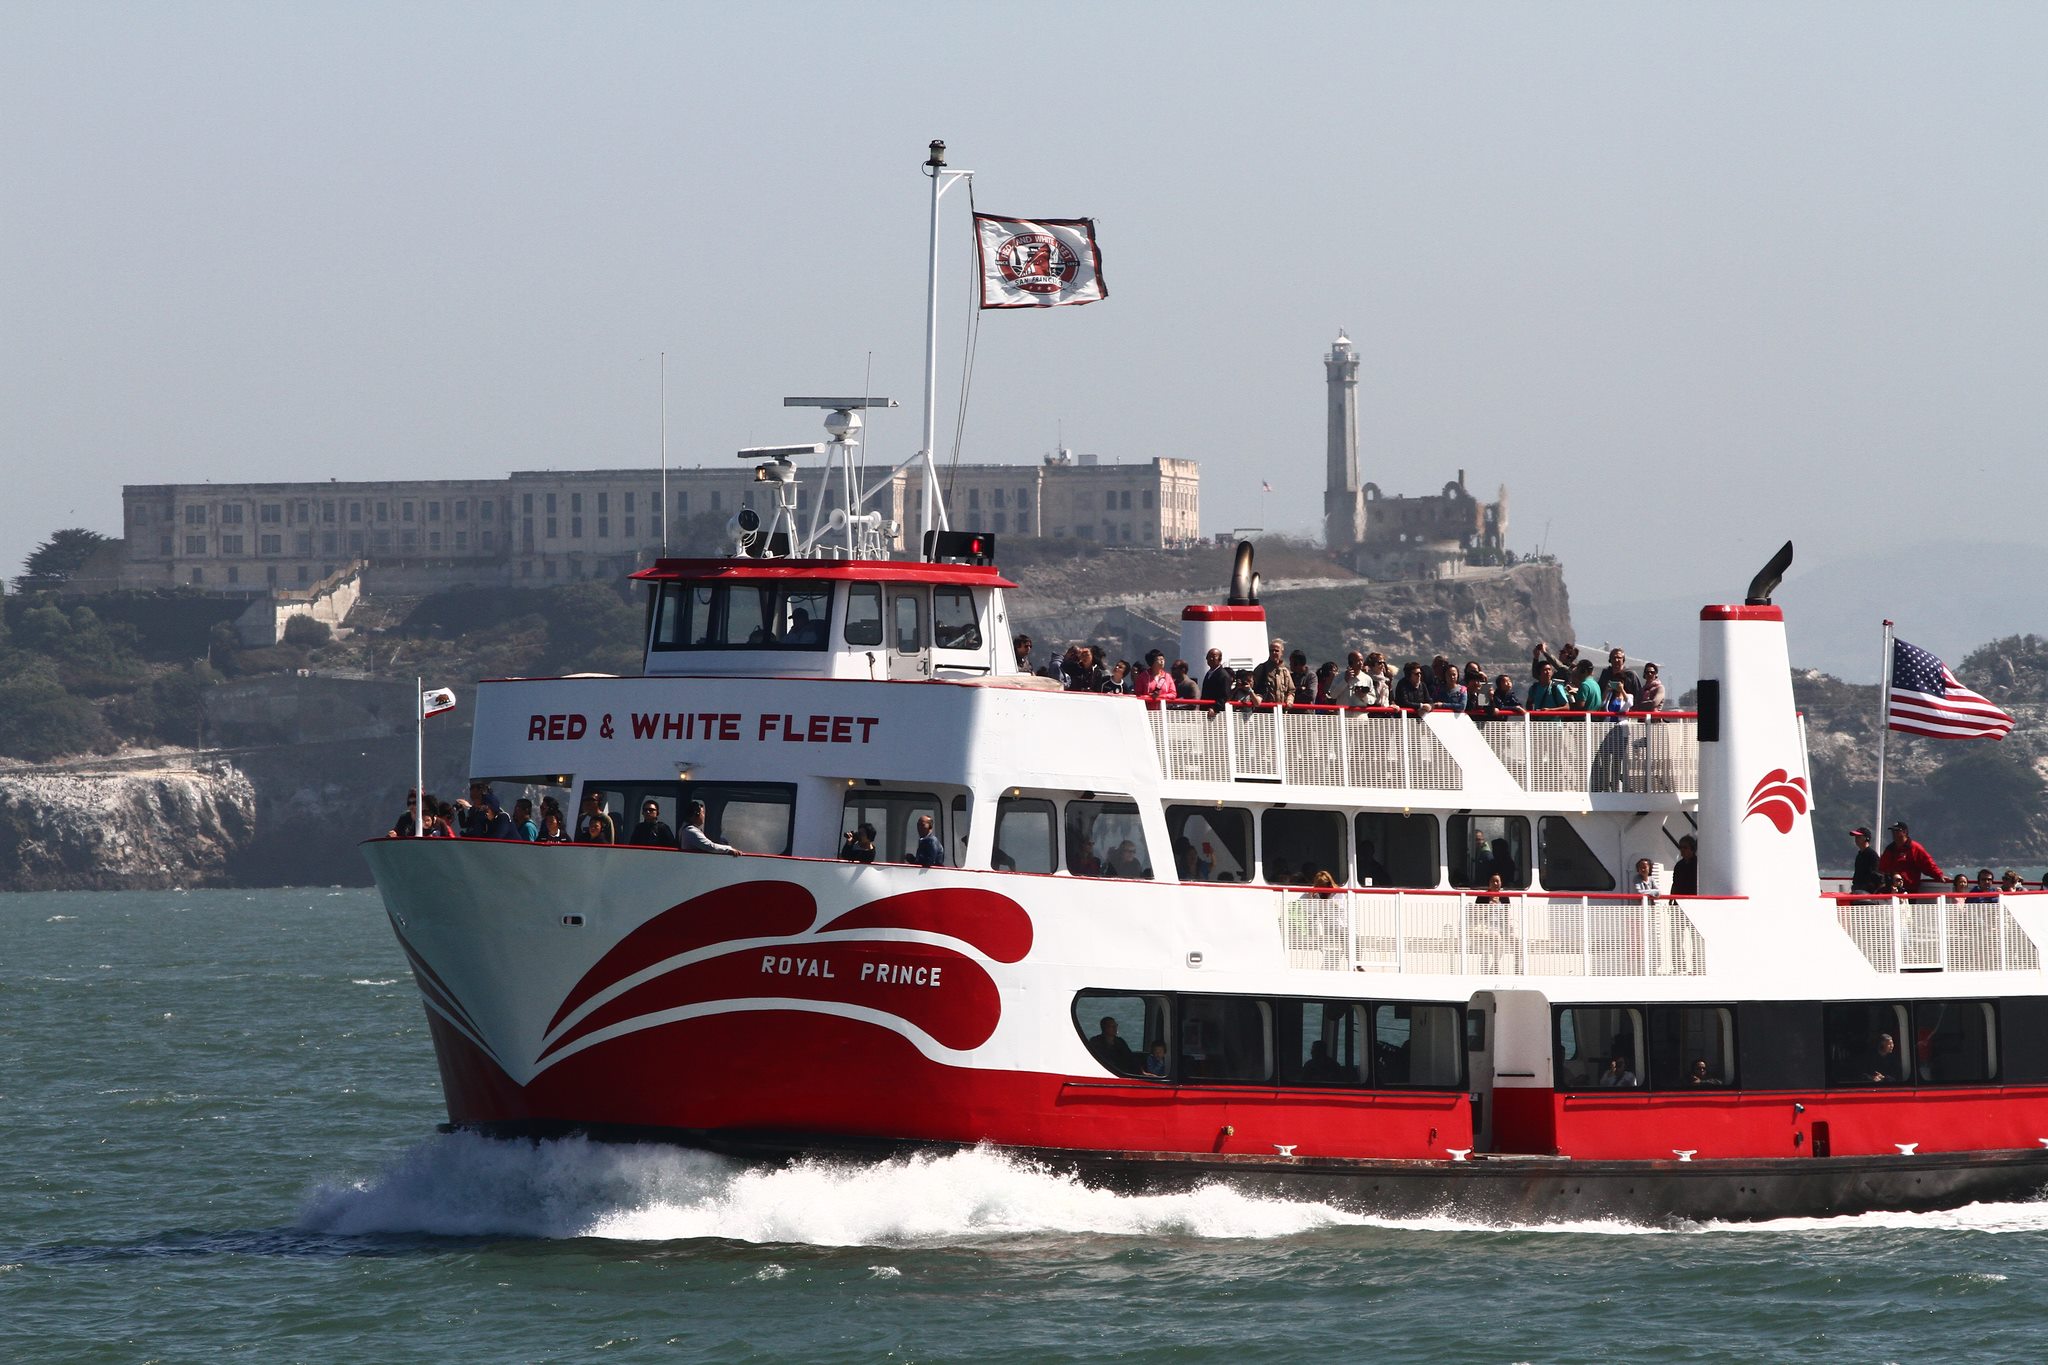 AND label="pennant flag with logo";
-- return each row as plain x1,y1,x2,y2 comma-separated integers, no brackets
421,686,458,720
975,213,1108,309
